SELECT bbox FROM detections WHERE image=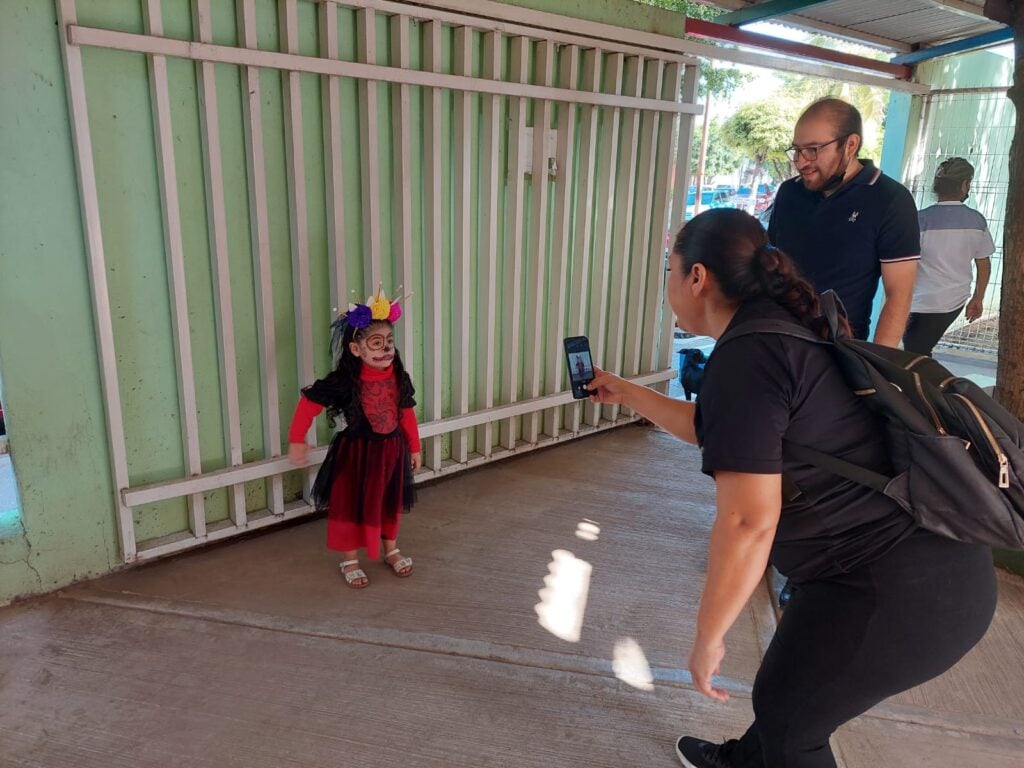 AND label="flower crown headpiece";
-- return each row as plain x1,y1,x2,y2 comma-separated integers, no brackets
330,284,411,361
341,284,410,330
